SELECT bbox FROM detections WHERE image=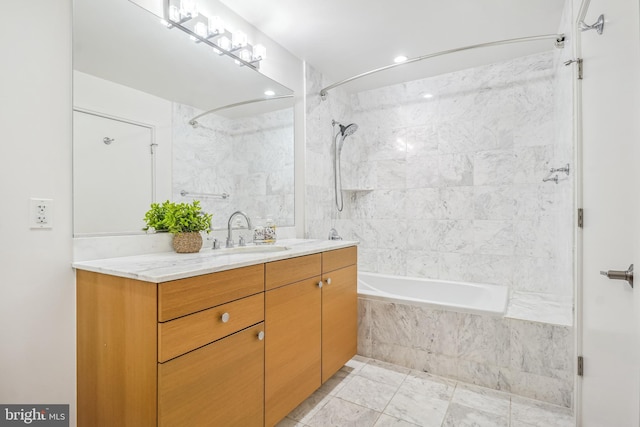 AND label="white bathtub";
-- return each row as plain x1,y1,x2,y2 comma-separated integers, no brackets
357,271,508,316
